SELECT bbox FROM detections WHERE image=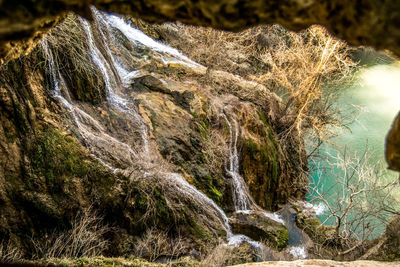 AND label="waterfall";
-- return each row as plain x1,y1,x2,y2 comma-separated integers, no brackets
221,109,311,258
221,112,255,211
42,7,312,258
41,6,242,241
80,16,151,160
103,13,202,69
